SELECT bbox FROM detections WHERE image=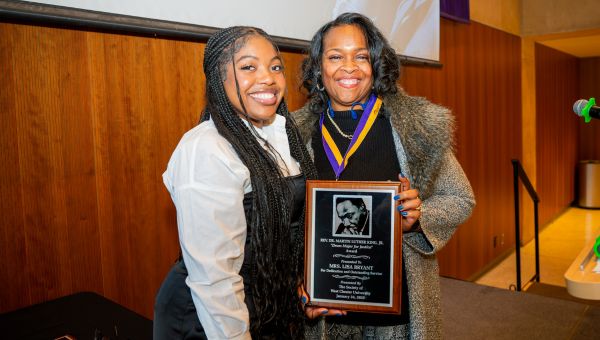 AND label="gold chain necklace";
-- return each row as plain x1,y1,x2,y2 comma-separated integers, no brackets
326,108,353,140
